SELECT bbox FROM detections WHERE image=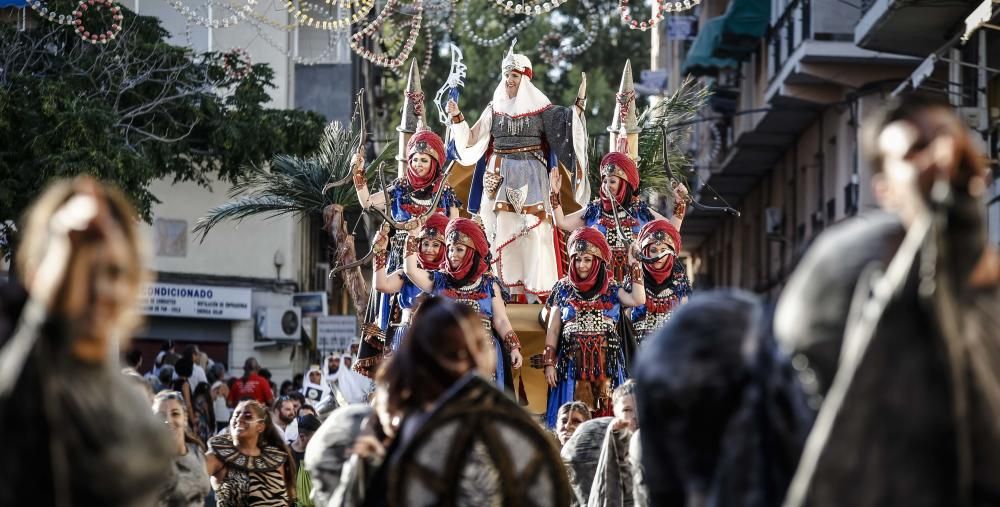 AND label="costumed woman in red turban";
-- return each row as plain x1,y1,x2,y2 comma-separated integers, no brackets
630,219,691,345
403,217,523,390
370,213,450,352
353,129,462,378
542,227,646,427
550,151,688,282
